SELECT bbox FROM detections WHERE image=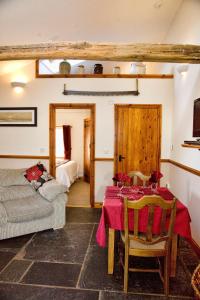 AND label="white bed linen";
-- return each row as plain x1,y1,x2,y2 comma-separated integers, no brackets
56,160,78,189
